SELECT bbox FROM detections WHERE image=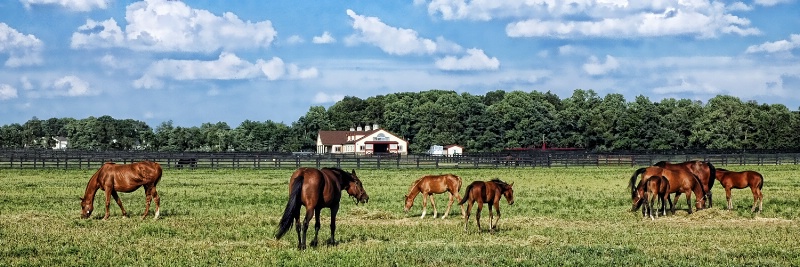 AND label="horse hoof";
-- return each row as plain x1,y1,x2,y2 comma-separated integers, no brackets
310,240,318,247
326,239,336,246
298,244,307,250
